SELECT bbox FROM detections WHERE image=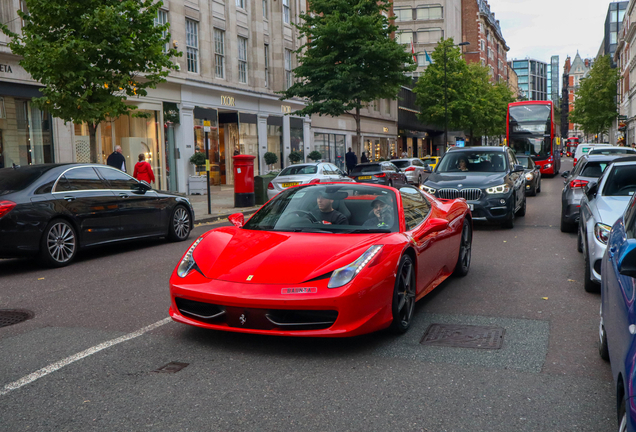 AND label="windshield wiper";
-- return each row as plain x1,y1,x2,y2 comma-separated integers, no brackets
341,228,392,234
276,228,334,234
